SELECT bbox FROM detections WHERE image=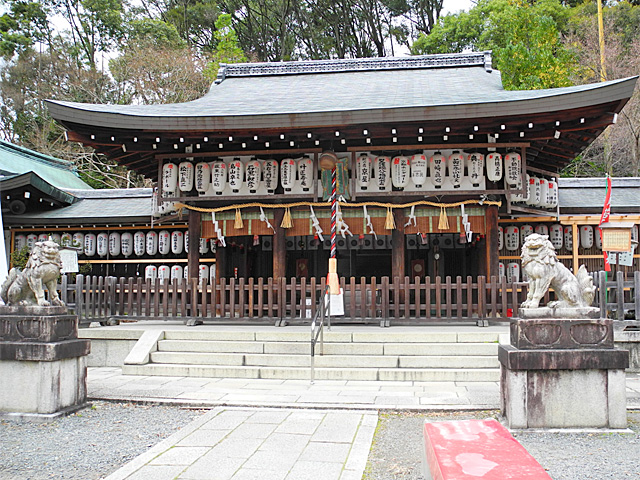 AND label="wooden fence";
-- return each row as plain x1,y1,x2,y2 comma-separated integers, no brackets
60,274,532,327
595,271,640,321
